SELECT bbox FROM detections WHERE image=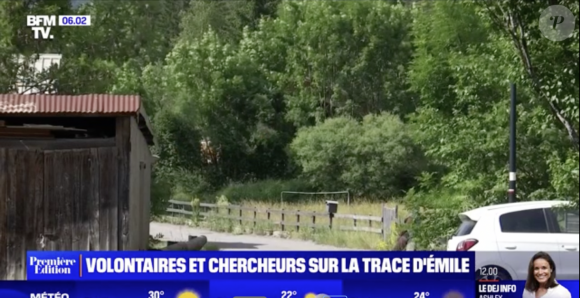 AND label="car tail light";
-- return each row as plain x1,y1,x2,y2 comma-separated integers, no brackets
456,239,478,251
